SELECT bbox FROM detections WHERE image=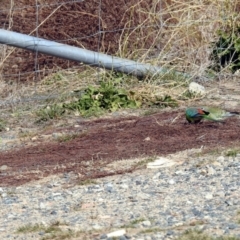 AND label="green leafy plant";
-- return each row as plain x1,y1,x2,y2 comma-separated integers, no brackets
64,81,140,117
210,18,240,73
